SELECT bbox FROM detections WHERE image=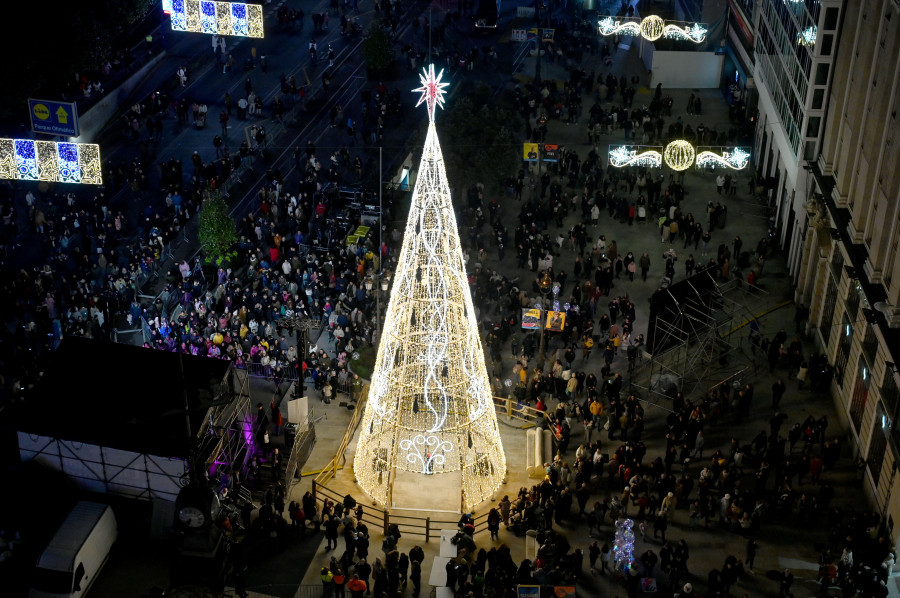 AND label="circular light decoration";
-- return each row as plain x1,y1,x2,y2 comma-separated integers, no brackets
664,140,696,171
640,15,665,41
